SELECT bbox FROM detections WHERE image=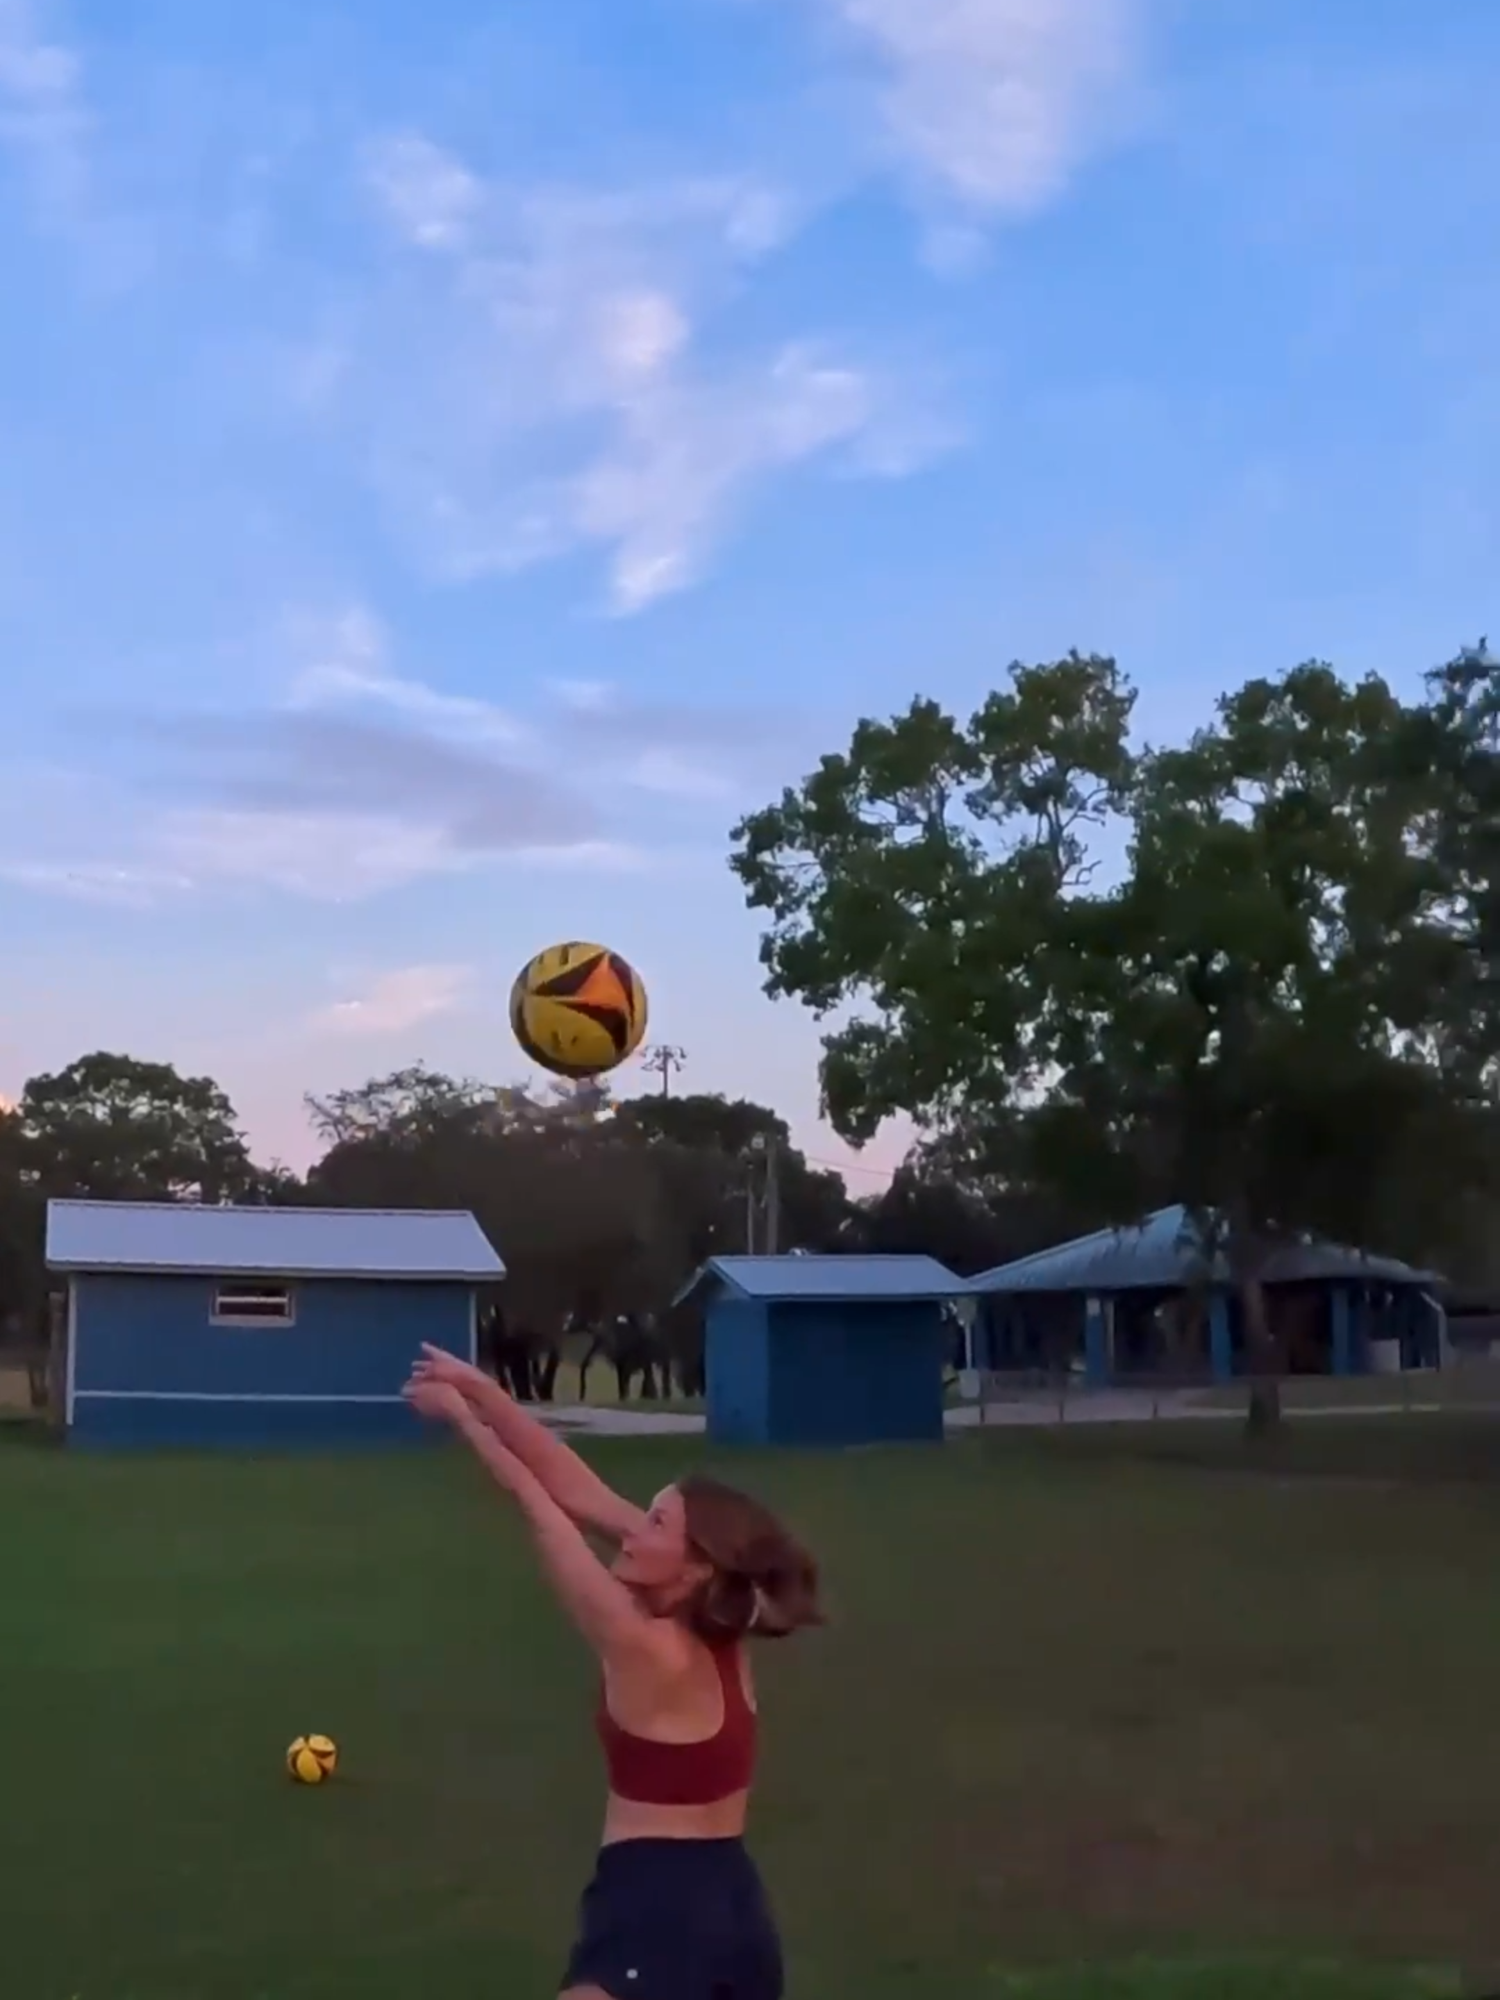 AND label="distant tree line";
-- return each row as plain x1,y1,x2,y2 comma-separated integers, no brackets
0,1052,1084,1359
